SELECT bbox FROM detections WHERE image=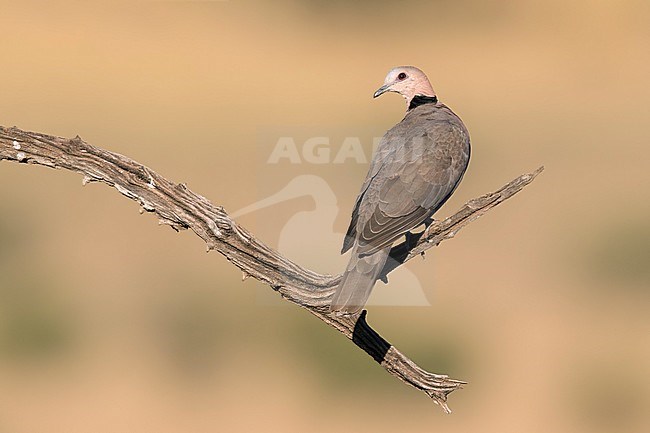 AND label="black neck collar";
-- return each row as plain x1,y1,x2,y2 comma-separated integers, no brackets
408,94,438,110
